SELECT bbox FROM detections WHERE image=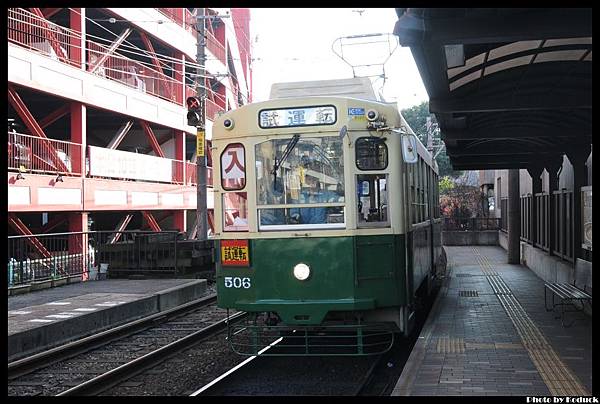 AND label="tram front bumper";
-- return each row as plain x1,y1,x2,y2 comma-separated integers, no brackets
234,298,376,325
